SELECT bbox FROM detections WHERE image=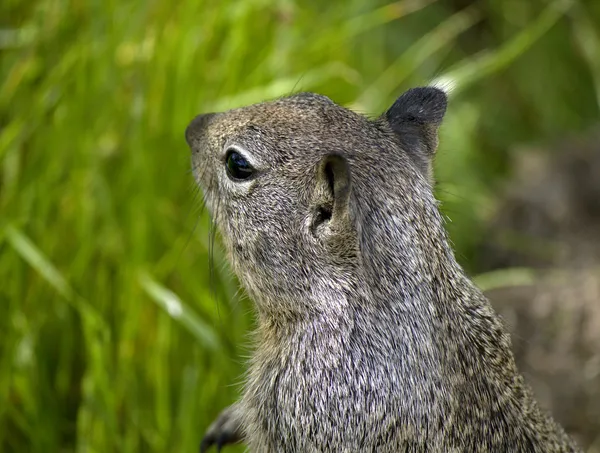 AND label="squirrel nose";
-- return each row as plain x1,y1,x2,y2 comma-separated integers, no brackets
185,113,216,146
